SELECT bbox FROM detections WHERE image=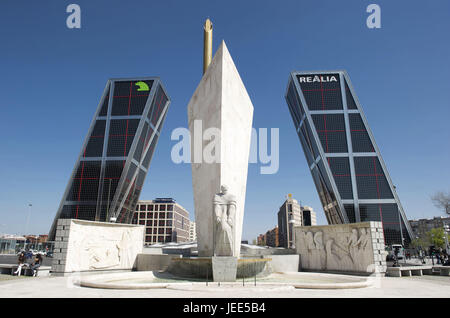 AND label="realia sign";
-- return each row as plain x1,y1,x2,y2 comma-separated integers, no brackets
298,75,338,83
